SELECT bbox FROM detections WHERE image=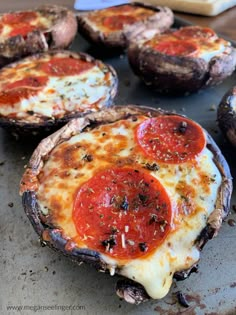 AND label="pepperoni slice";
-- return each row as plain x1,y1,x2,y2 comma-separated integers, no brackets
2,11,37,24
40,57,93,76
153,40,199,57
73,167,171,260
5,76,48,90
174,26,216,40
0,76,48,106
103,15,137,31
0,23,3,35
9,24,38,37
0,90,37,106
136,116,206,163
